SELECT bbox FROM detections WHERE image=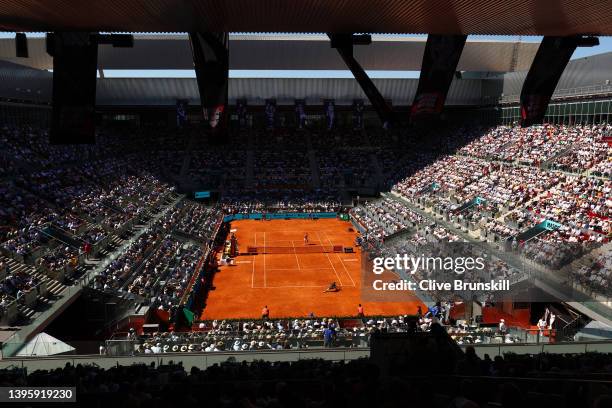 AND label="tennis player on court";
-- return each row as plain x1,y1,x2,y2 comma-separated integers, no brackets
304,232,309,245
323,282,340,293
